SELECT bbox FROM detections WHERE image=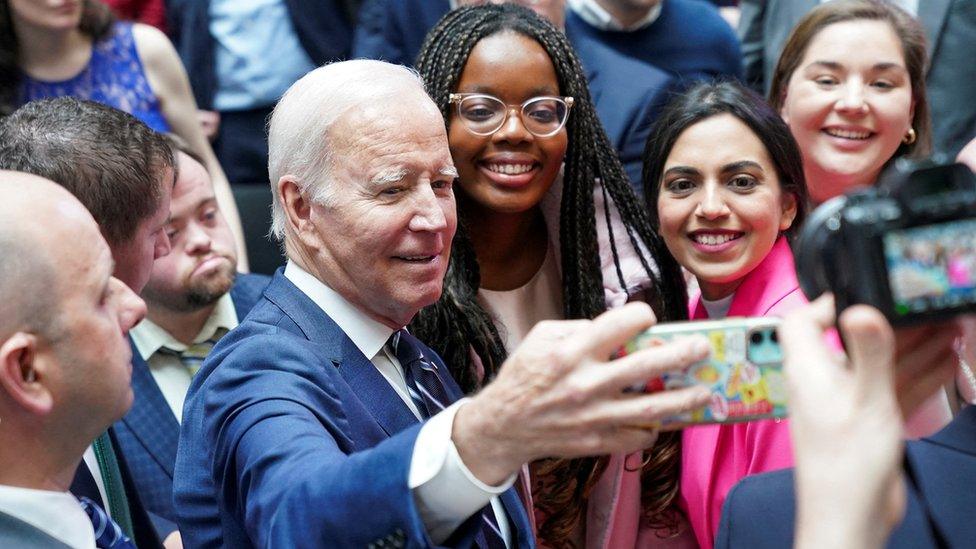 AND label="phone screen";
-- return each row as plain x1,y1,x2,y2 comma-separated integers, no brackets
883,218,976,317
